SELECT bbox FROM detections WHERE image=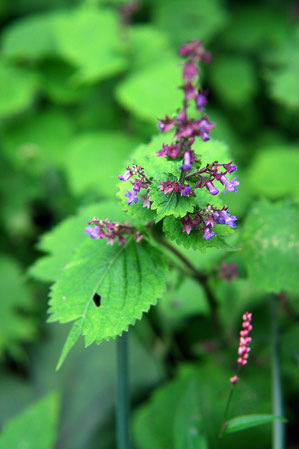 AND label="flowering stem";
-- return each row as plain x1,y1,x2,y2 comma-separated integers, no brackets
116,333,131,449
150,229,225,341
219,366,240,438
270,294,285,449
